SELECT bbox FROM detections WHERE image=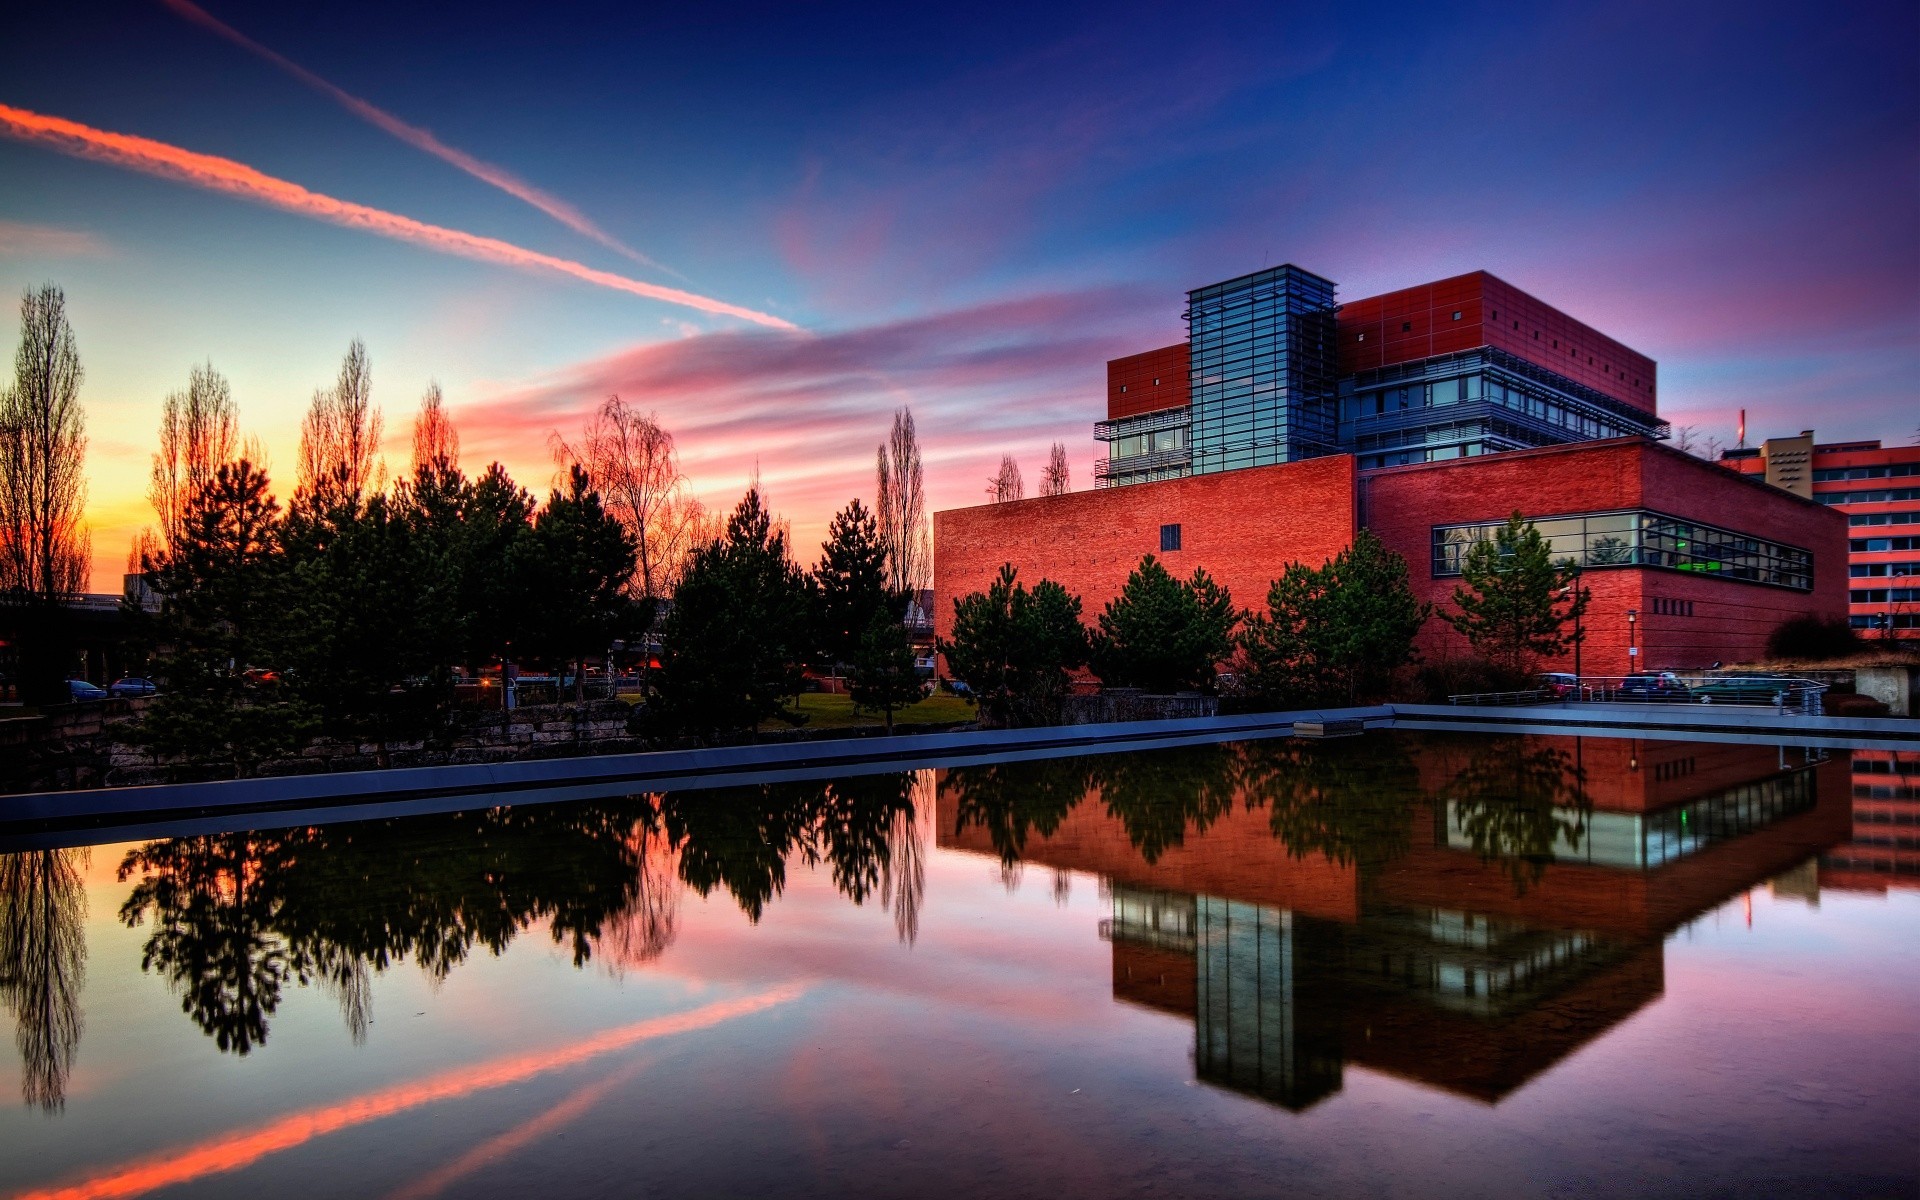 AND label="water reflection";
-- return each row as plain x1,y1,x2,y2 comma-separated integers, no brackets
0,848,87,1110
113,779,928,1055
940,733,1853,1109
